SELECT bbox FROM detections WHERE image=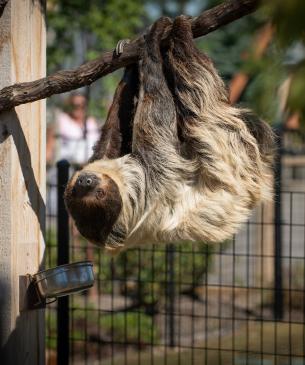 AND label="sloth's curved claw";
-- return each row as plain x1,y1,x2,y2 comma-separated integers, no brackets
115,39,130,56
